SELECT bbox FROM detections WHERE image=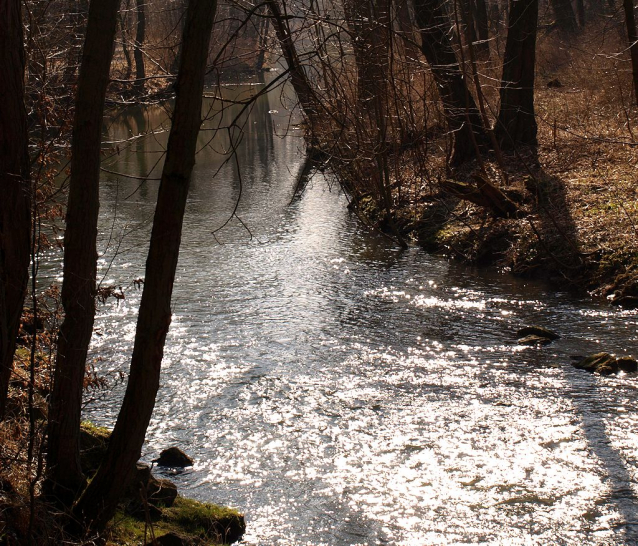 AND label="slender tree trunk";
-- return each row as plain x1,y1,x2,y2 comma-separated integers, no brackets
255,7,270,71
624,0,638,106
575,0,585,26
551,0,577,33
474,0,491,55
0,0,31,420
46,0,121,502
413,0,485,164
119,0,133,79
133,0,146,93
396,0,423,62
497,0,539,147
73,0,217,532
